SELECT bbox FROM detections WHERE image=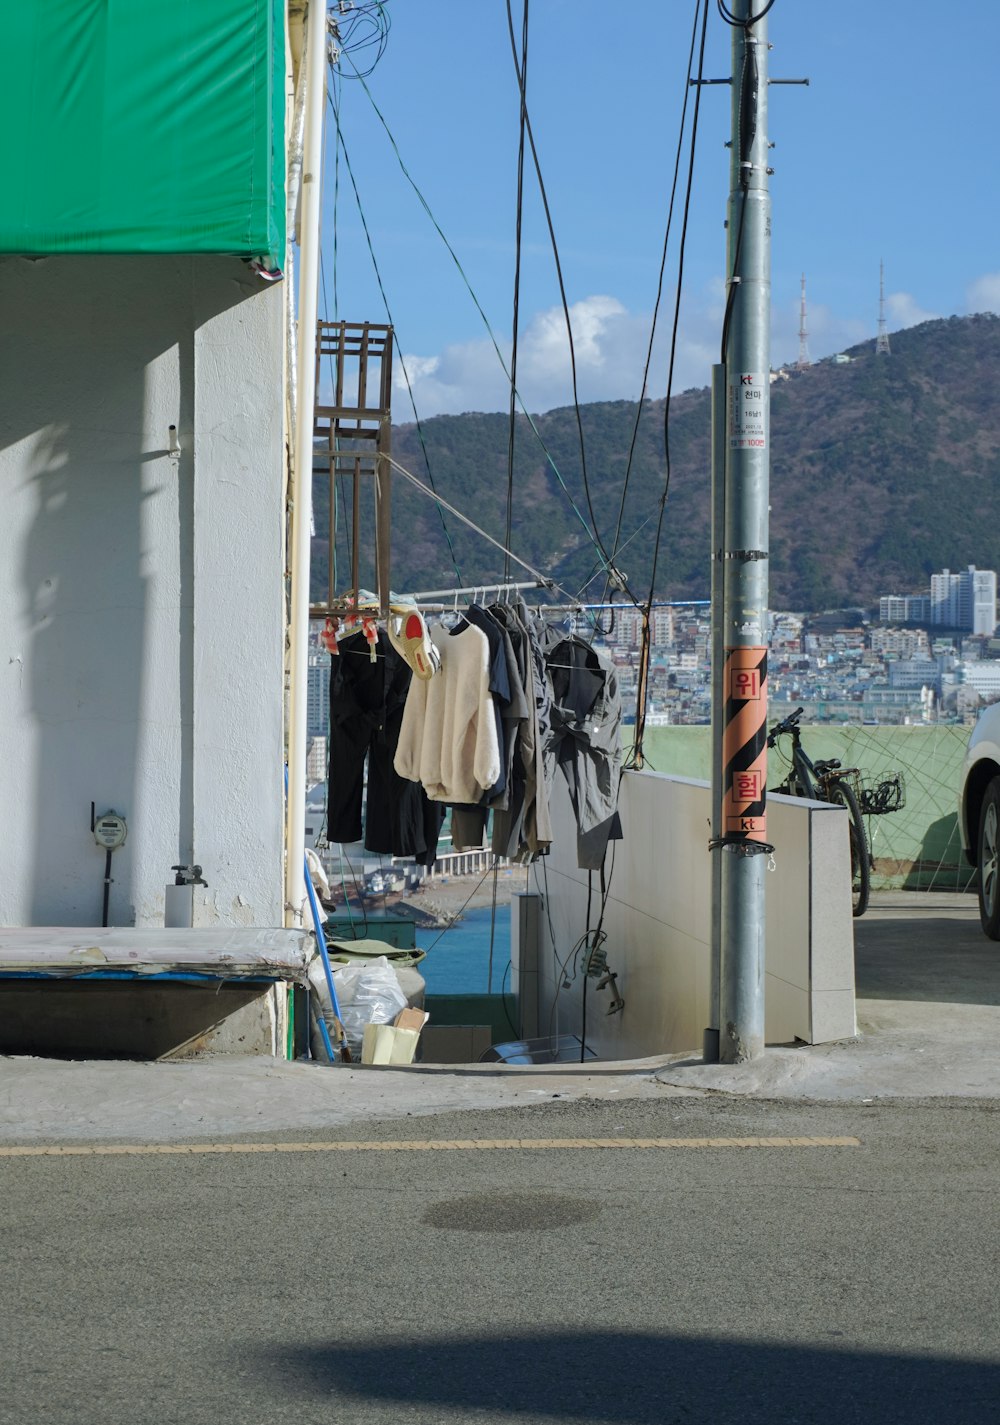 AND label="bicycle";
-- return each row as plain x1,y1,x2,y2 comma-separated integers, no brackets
767,707,871,917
